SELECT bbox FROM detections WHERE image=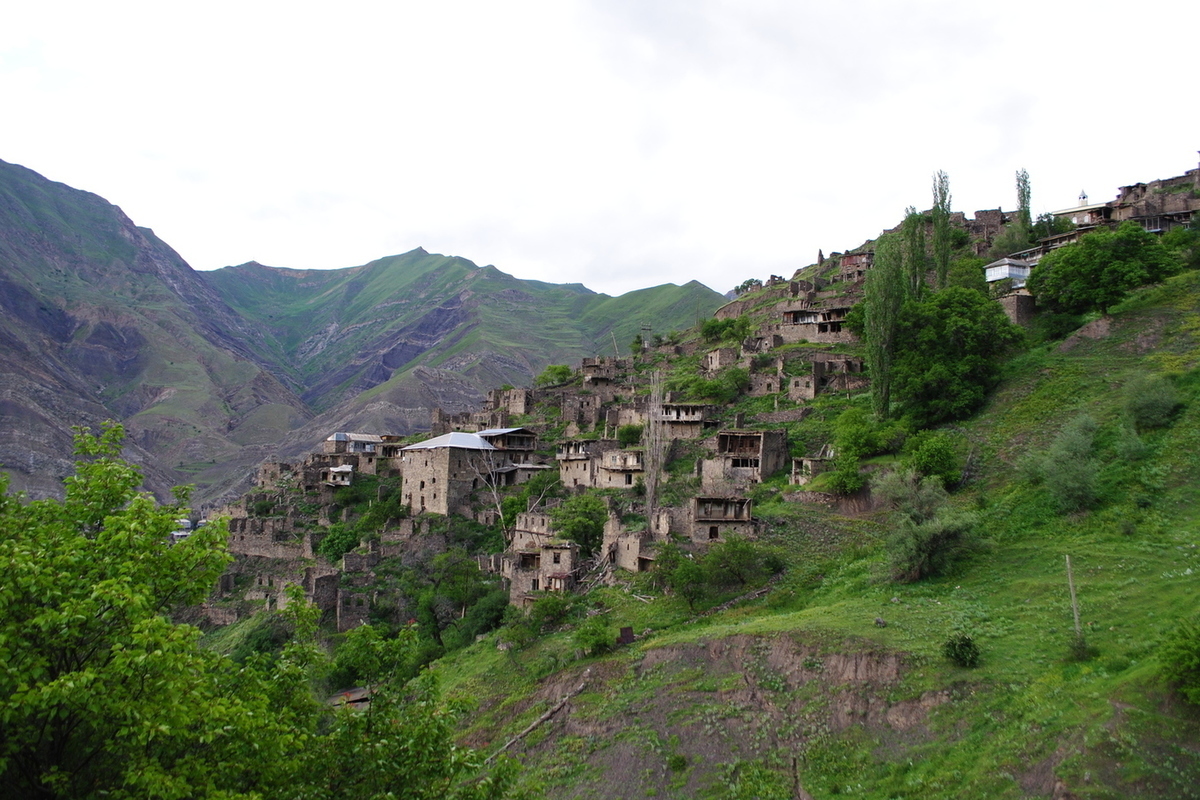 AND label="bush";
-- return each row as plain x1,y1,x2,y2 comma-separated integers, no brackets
872,469,947,525
942,634,981,668
1125,374,1183,430
574,614,614,656
1043,414,1099,512
535,364,573,386
317,523,360,561
1159,614,1200,703
617,423,644,447
887,512,978,583
902,430,961,488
